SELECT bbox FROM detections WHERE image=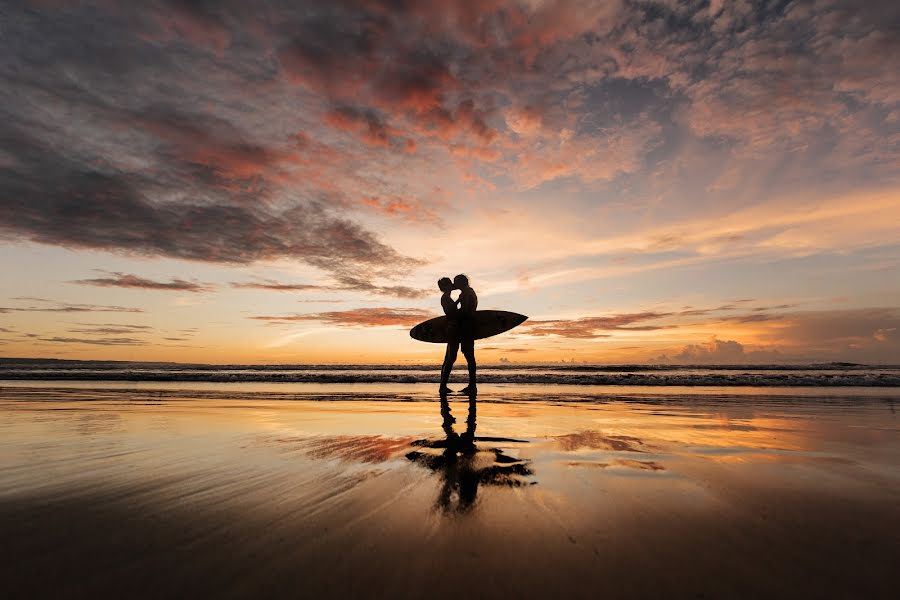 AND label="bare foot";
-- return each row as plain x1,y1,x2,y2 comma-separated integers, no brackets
459,385,477,395
439,385,454,395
